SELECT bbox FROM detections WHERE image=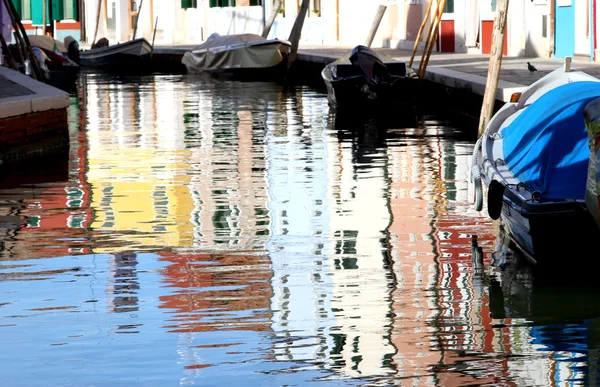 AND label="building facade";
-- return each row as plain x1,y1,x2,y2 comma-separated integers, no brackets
4,0,600,60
